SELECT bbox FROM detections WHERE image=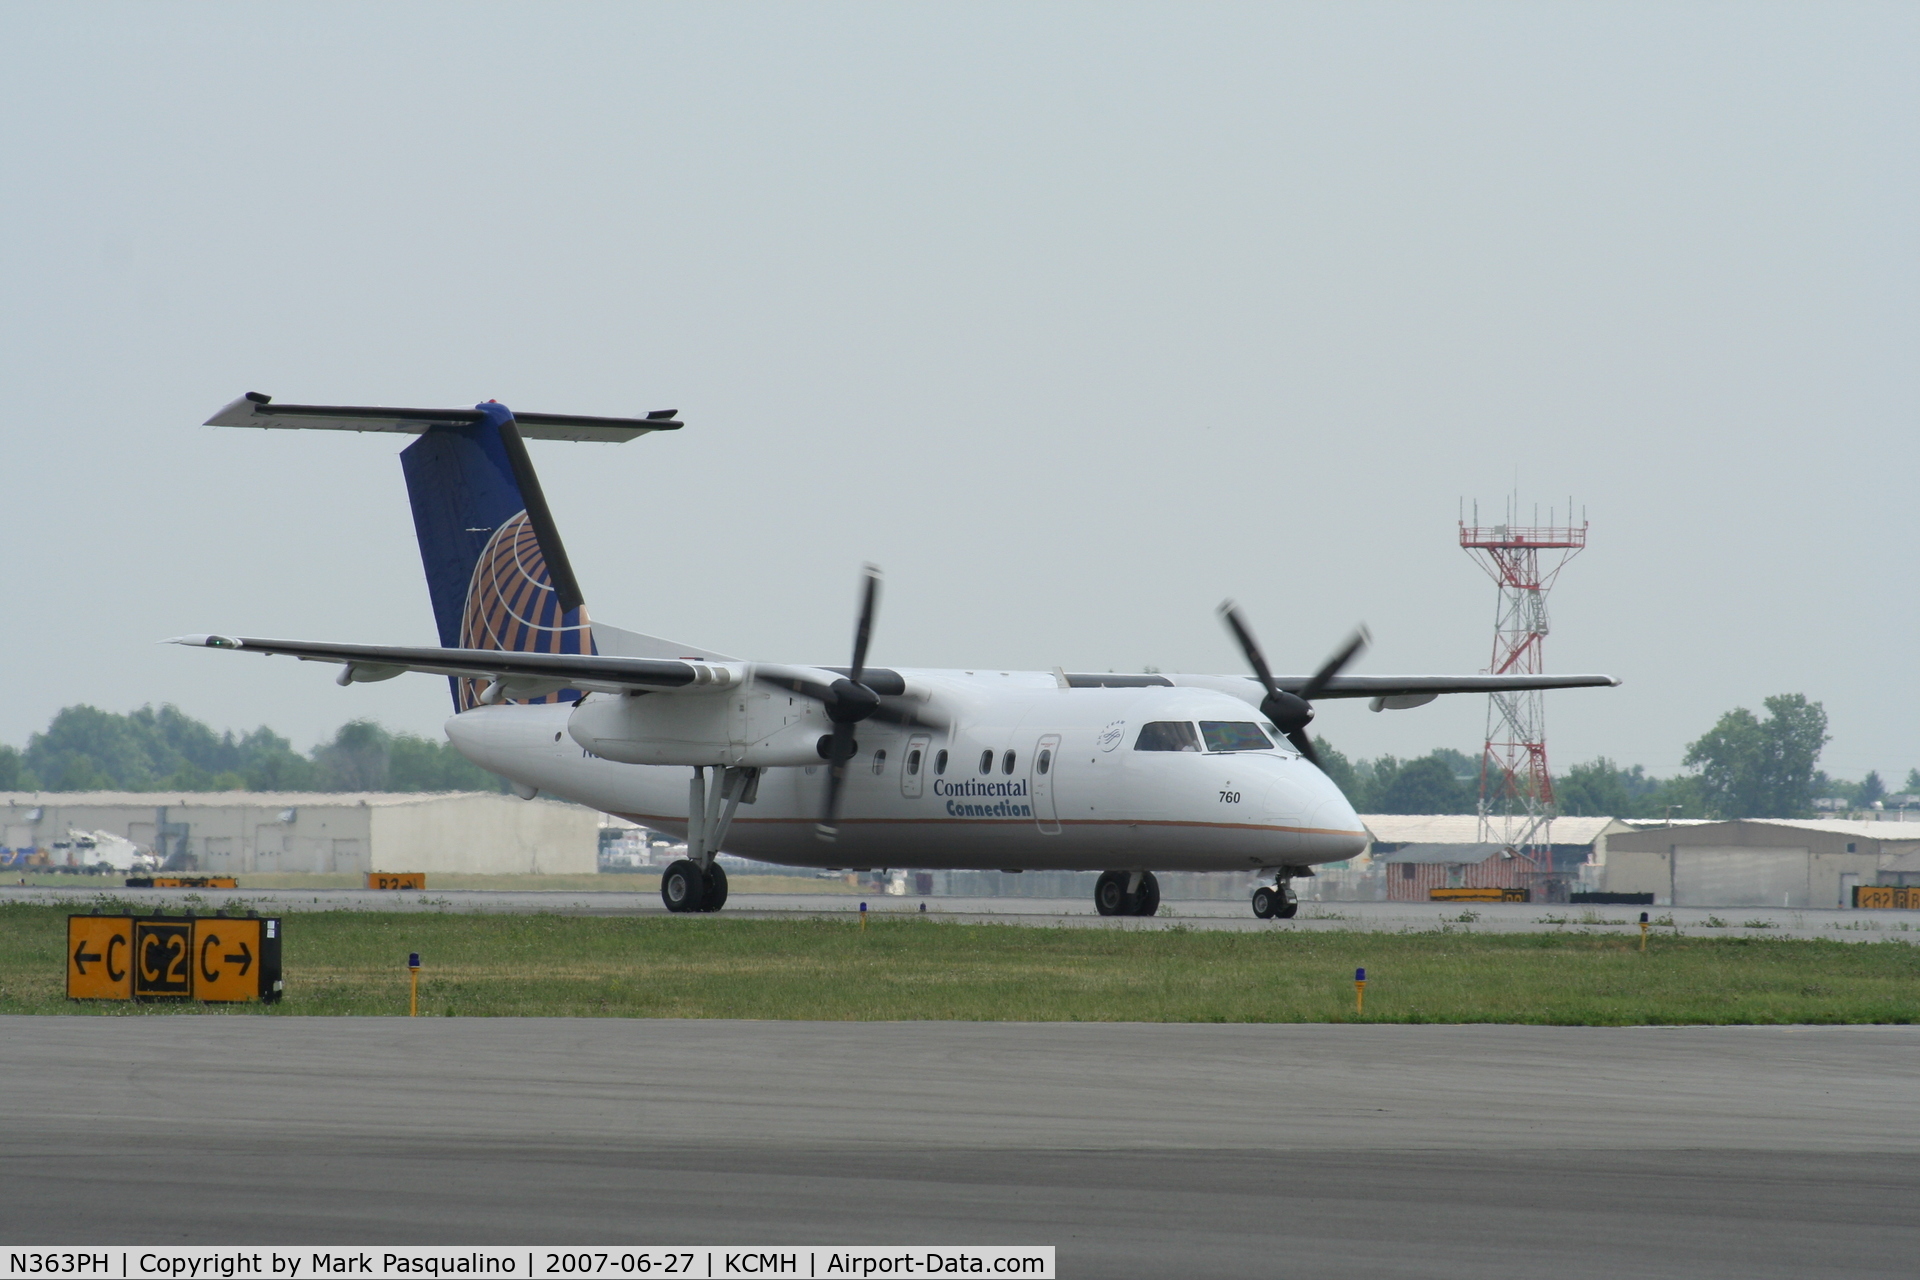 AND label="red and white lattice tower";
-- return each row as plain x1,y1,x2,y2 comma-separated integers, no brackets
1459,499,1587,882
